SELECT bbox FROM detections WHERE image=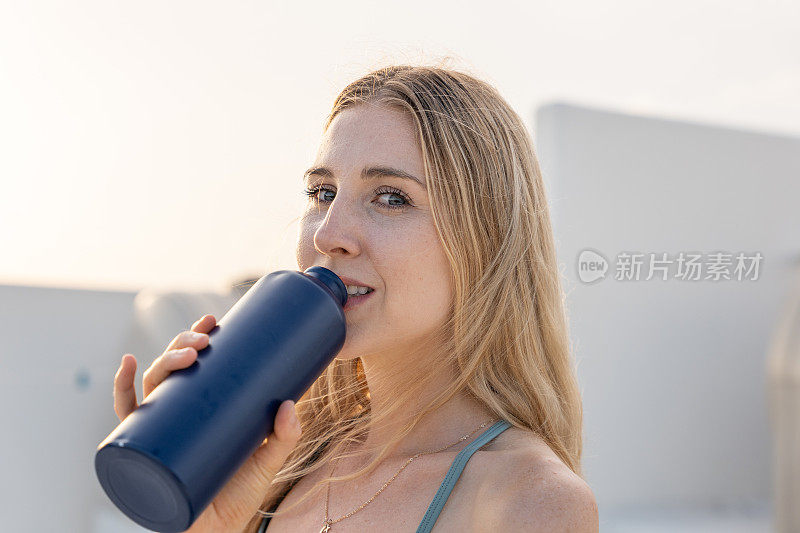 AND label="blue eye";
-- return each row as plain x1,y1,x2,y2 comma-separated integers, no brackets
303,186,336,204
302,185,412,211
